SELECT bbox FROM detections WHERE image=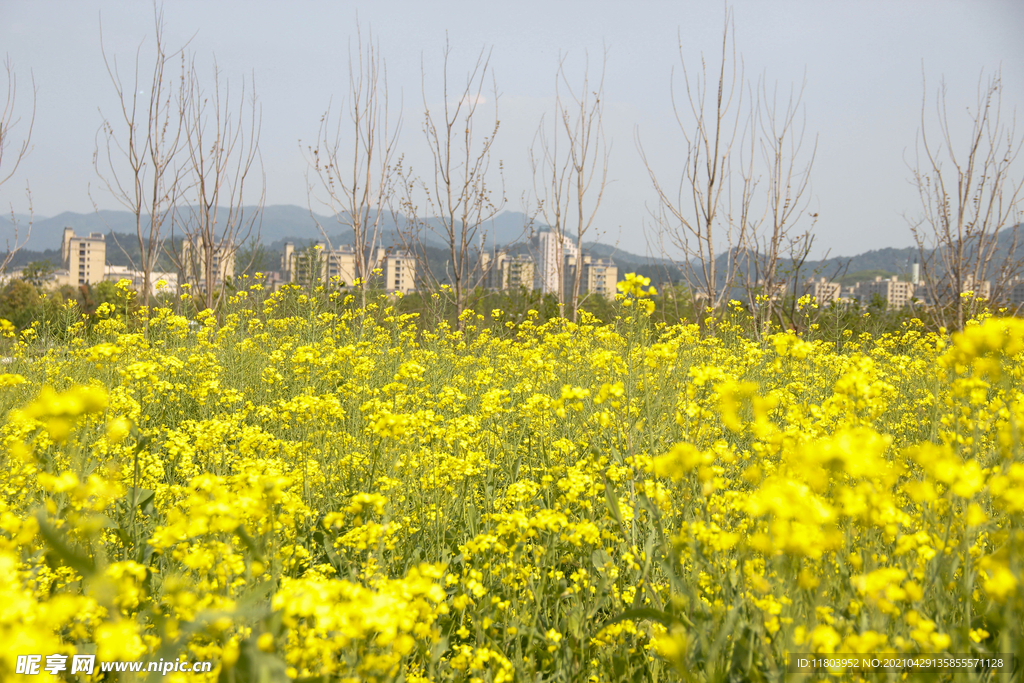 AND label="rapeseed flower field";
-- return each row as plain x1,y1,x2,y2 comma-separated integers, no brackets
1,274,1022,681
